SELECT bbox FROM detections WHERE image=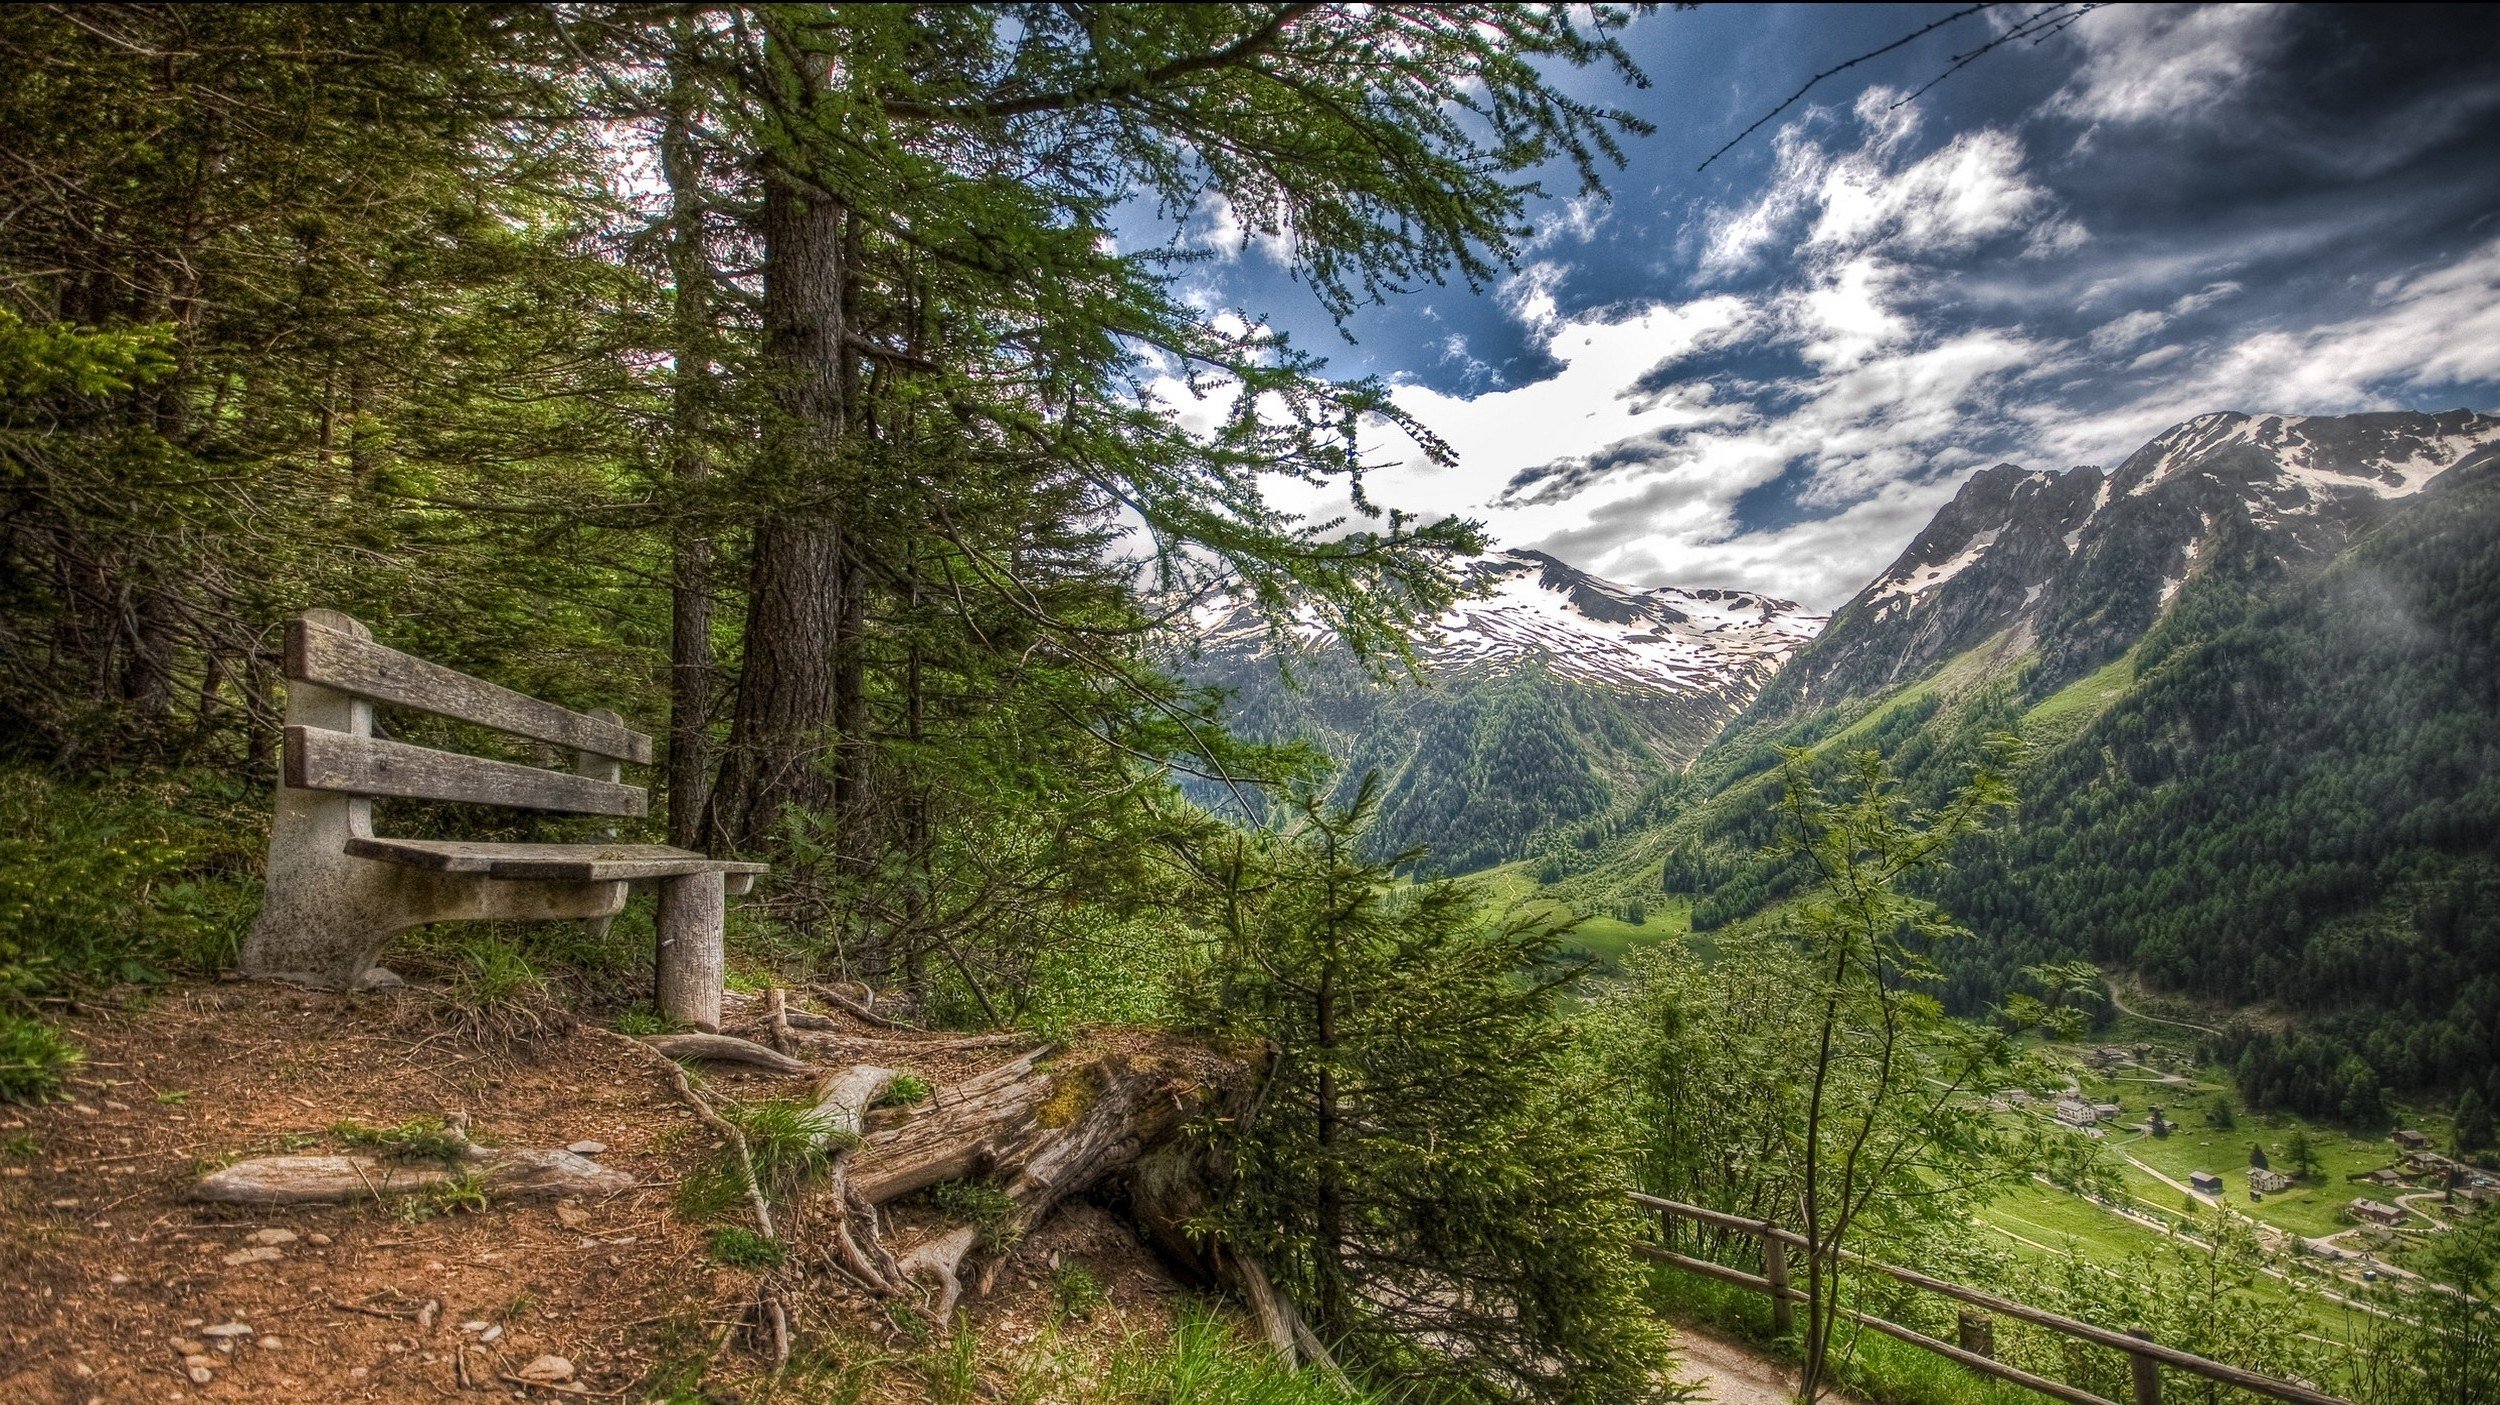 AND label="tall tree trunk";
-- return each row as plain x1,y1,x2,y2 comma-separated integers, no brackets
661,27,717,853
707,166,850,854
